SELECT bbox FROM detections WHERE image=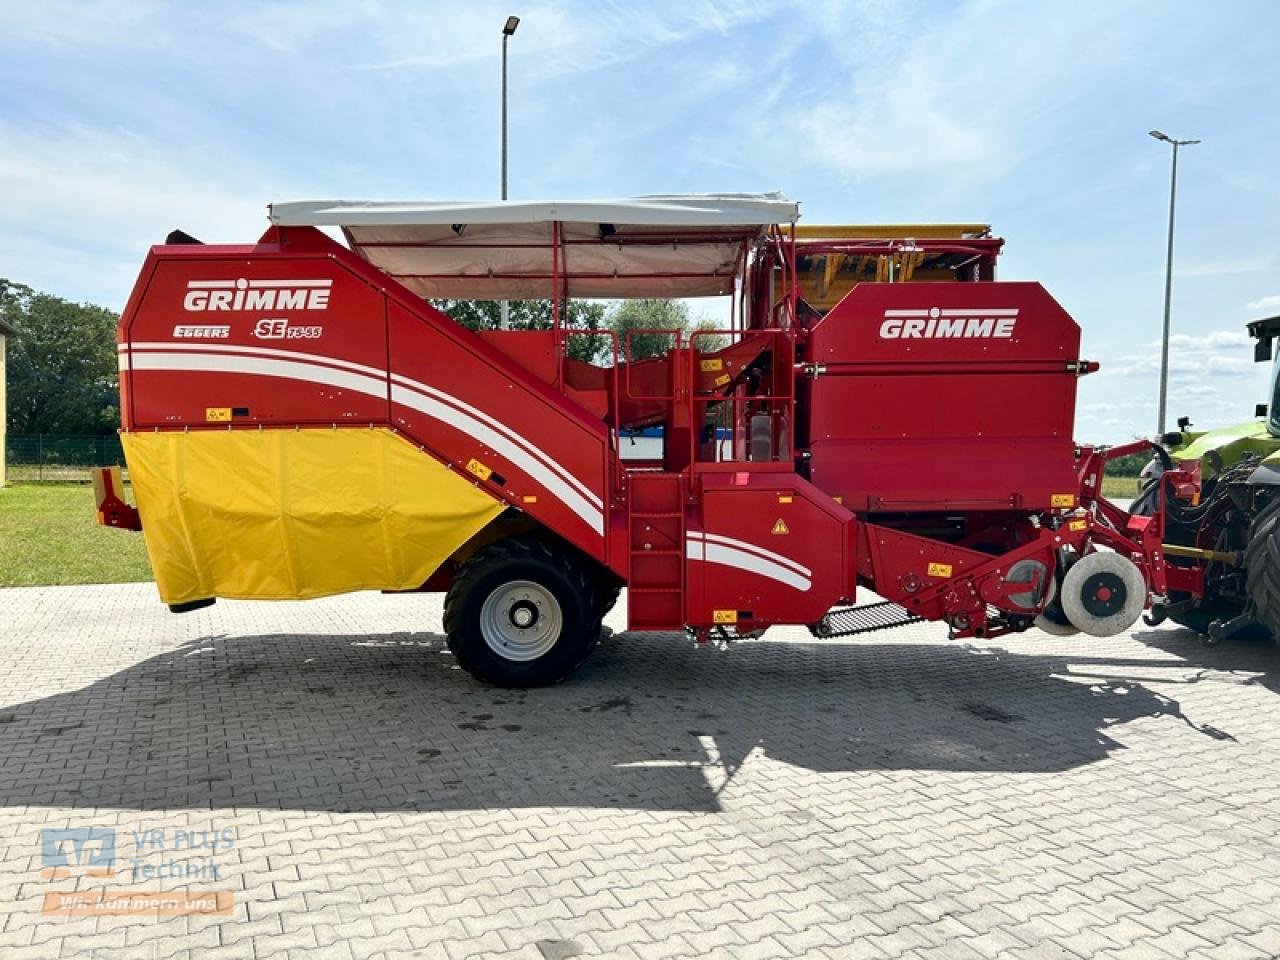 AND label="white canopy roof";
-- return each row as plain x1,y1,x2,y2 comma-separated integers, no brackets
268,193,799,299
